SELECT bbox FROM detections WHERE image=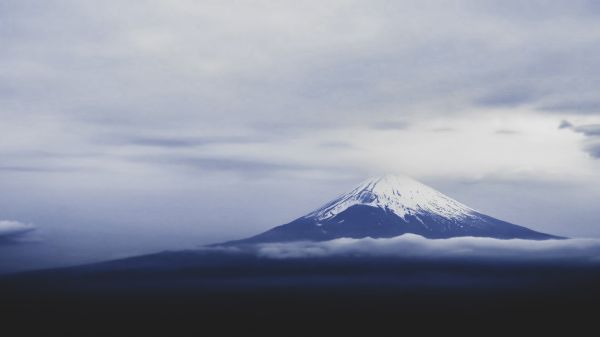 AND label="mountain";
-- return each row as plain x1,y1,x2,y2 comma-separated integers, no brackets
223,174,561,245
